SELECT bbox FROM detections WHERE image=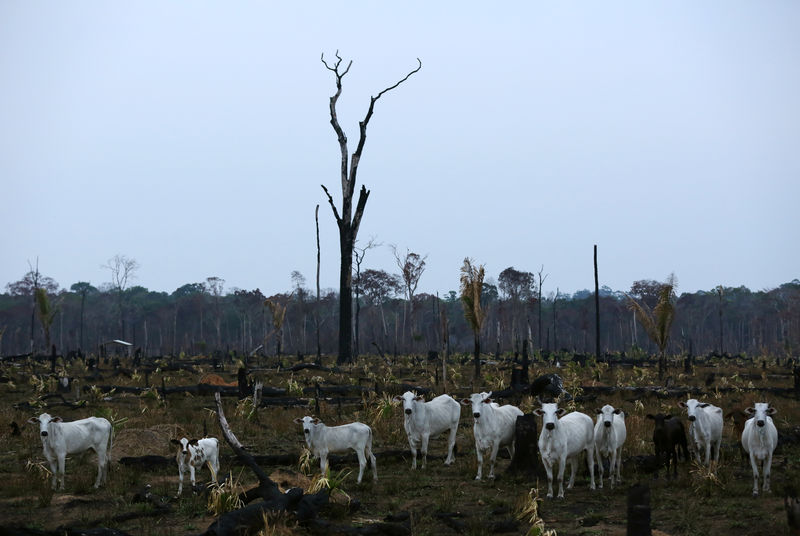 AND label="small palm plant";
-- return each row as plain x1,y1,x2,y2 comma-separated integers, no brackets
460,258,486,381
626,274,677,380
